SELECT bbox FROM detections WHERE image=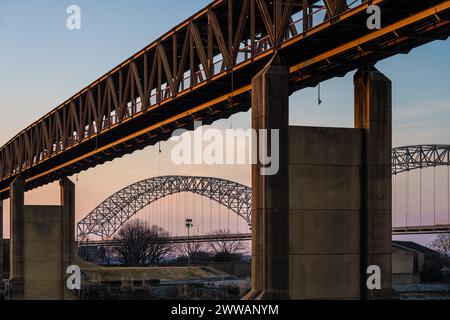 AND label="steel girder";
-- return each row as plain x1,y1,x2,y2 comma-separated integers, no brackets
77,176,252,241
392,145,450,175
